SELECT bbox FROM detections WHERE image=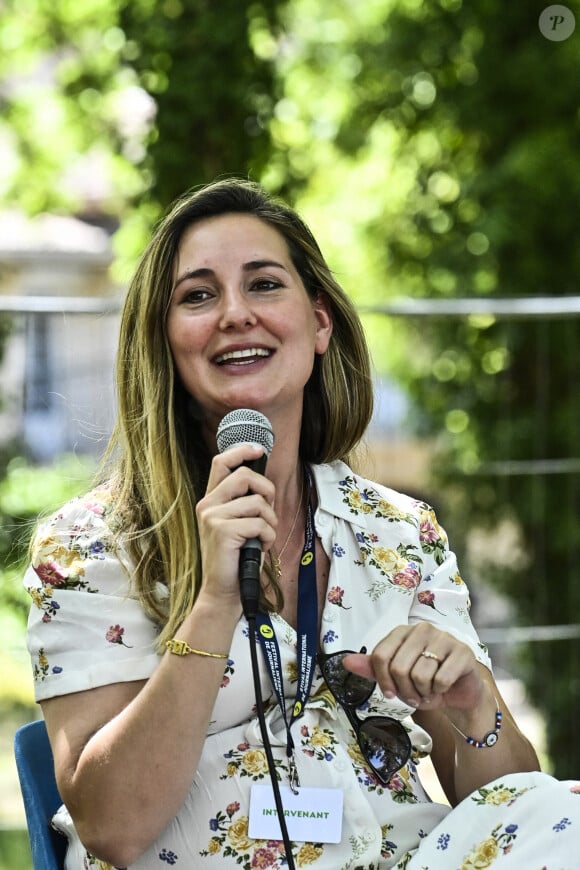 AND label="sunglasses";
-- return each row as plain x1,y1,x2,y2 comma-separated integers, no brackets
318,648,412,785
